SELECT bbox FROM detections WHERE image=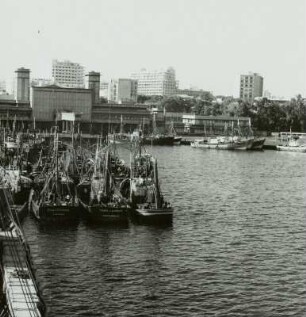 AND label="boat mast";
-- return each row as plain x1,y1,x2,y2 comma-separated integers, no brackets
153,158,161,208
55,128,59,201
